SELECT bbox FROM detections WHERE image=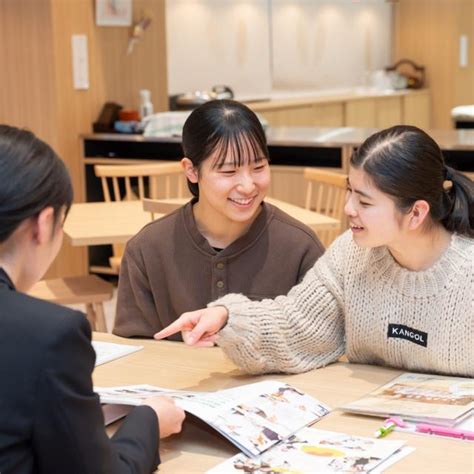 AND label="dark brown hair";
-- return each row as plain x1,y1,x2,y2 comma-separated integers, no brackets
181,100,269,197
350,125,473,237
